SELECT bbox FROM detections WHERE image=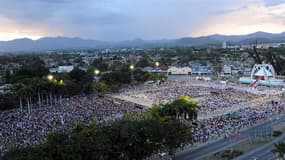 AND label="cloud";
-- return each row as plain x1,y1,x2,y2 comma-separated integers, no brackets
193,0,285,36
0,0,284,41
264,0,285,6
